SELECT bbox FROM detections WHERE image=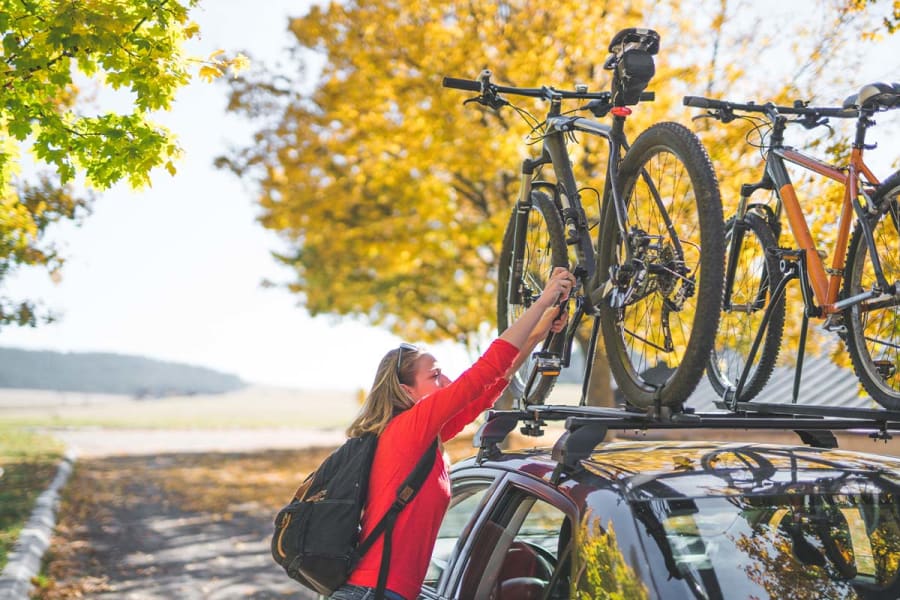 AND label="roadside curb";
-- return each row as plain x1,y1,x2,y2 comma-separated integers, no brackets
0,450,77,599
